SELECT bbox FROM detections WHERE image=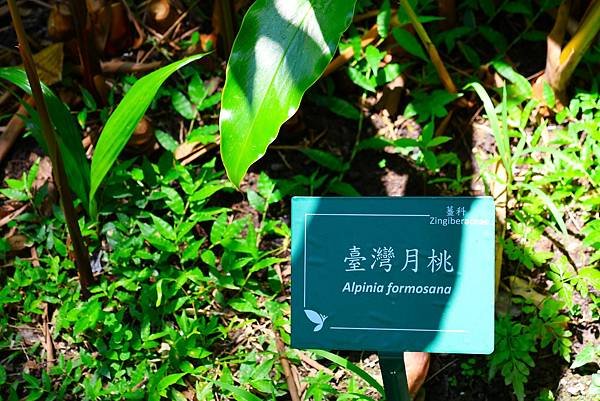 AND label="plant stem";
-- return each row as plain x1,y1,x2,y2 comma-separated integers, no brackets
556,0,600,93
398,0,457,93
68,0,105,105
7,0,95,298
216,0,235,56
542,0,571,104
